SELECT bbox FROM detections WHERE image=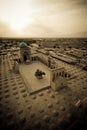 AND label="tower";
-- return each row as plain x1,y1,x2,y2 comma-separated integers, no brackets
50,67,67,91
